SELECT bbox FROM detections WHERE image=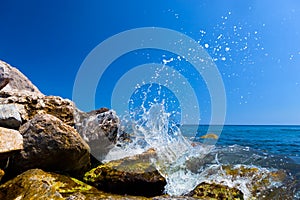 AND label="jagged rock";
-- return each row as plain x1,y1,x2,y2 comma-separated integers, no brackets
0,104,22,129
0,60,42,94
0,91,76,126
83,148,166,197
0,169,156,200
0,127,23,161
8,114,90,176
75,108,120,161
